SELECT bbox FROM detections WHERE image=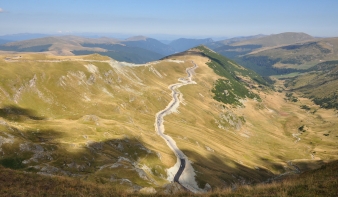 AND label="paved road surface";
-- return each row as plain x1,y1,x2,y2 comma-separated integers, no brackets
174,158,186,183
